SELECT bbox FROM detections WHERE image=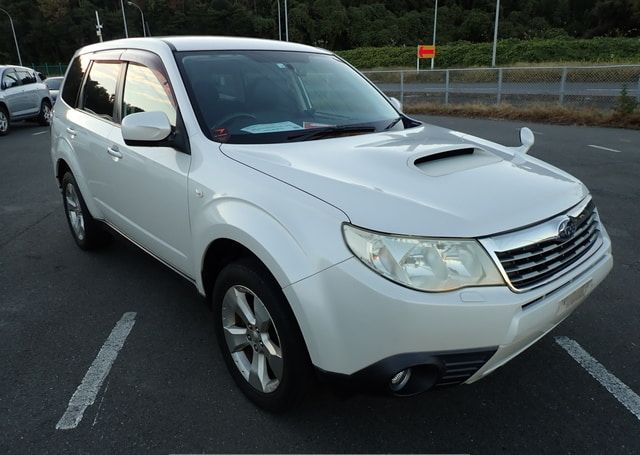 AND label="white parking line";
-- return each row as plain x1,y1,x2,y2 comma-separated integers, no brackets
588,144,622,153
555,336,640,422
55,312,137,430
32,131,47,136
